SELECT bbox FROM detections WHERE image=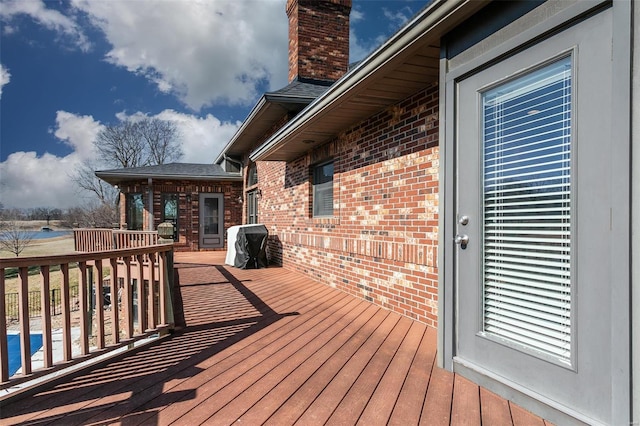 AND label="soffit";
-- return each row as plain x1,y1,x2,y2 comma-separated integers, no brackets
214,80,330,163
